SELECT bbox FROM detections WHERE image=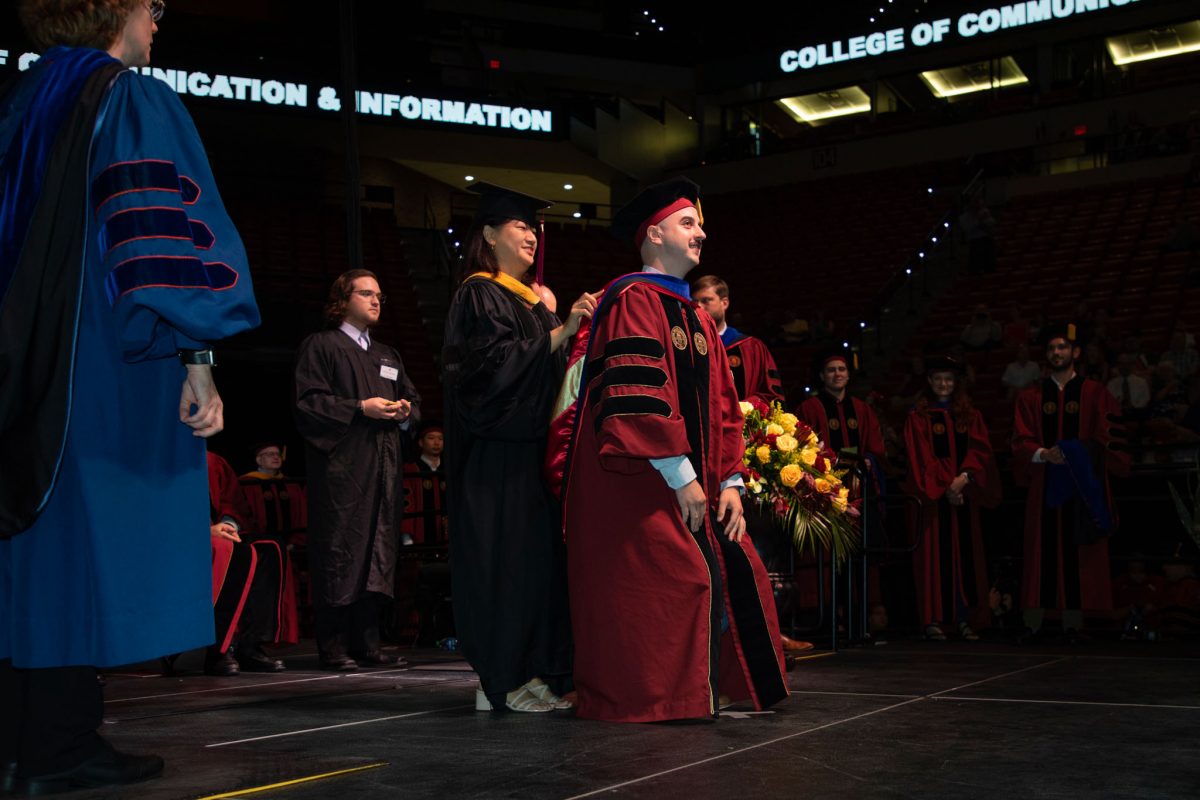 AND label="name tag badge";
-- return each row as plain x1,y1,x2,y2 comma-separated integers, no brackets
380,365,399,381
